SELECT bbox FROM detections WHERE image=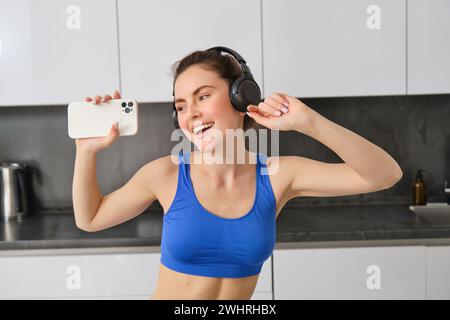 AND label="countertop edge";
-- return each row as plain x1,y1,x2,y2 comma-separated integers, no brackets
2,237,450,255
274,237,450,249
